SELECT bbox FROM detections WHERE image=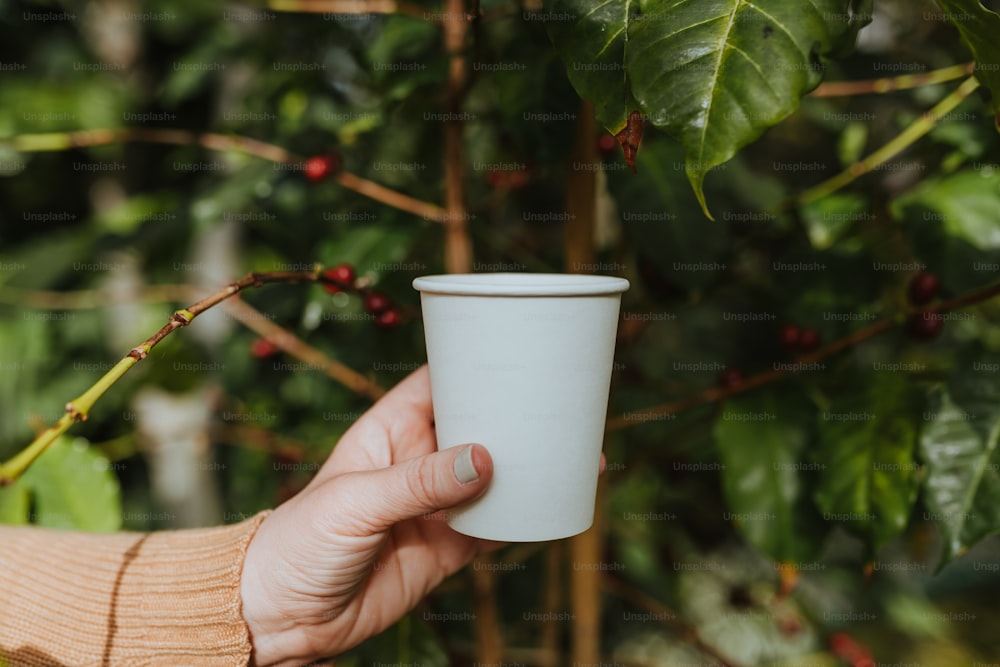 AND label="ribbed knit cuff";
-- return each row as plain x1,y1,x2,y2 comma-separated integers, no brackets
0,511,270,667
